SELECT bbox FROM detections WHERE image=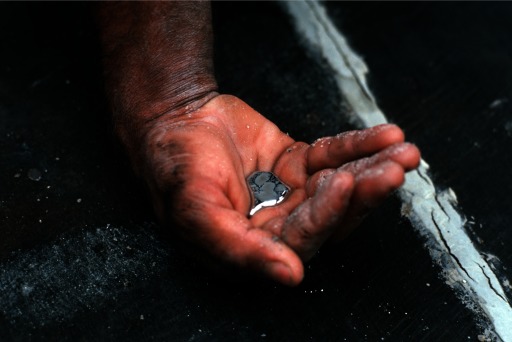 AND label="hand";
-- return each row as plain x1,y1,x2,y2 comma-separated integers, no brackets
140,95,420,286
